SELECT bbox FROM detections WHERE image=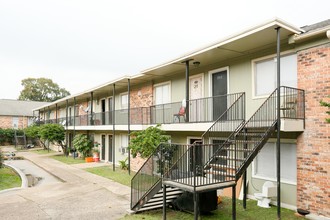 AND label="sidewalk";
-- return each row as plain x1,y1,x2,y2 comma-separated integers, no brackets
0,149,131,220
